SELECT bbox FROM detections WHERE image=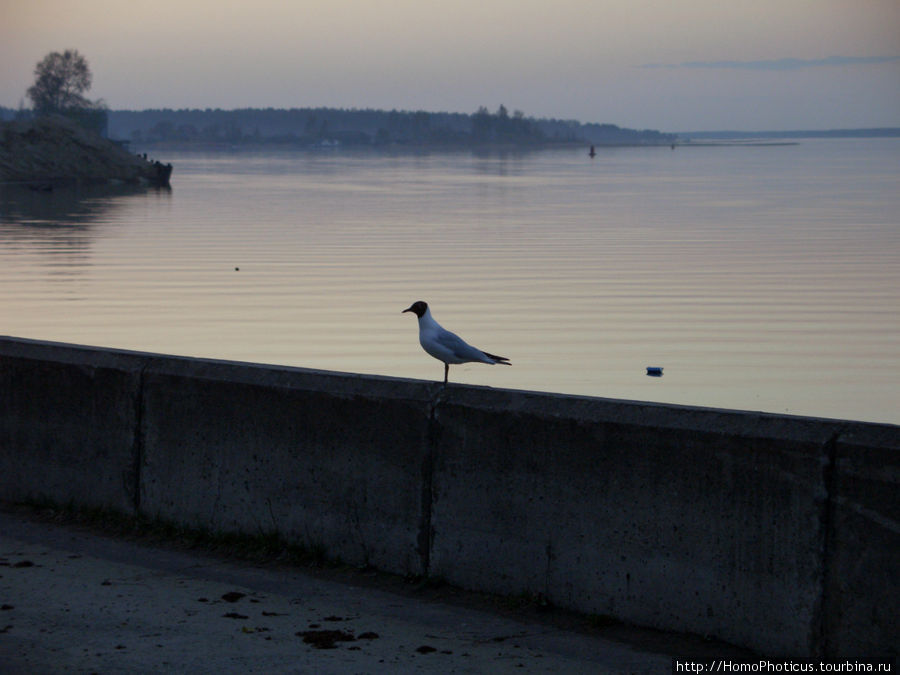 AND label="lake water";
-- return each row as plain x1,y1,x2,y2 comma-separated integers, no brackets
2,139,898,424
